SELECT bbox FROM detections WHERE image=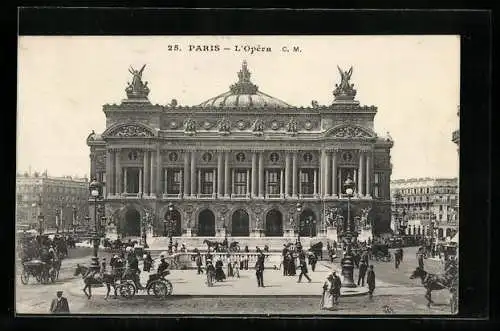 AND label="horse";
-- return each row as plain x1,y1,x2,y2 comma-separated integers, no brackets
409,266,456,308
74,264,120,300
203,239,220,252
